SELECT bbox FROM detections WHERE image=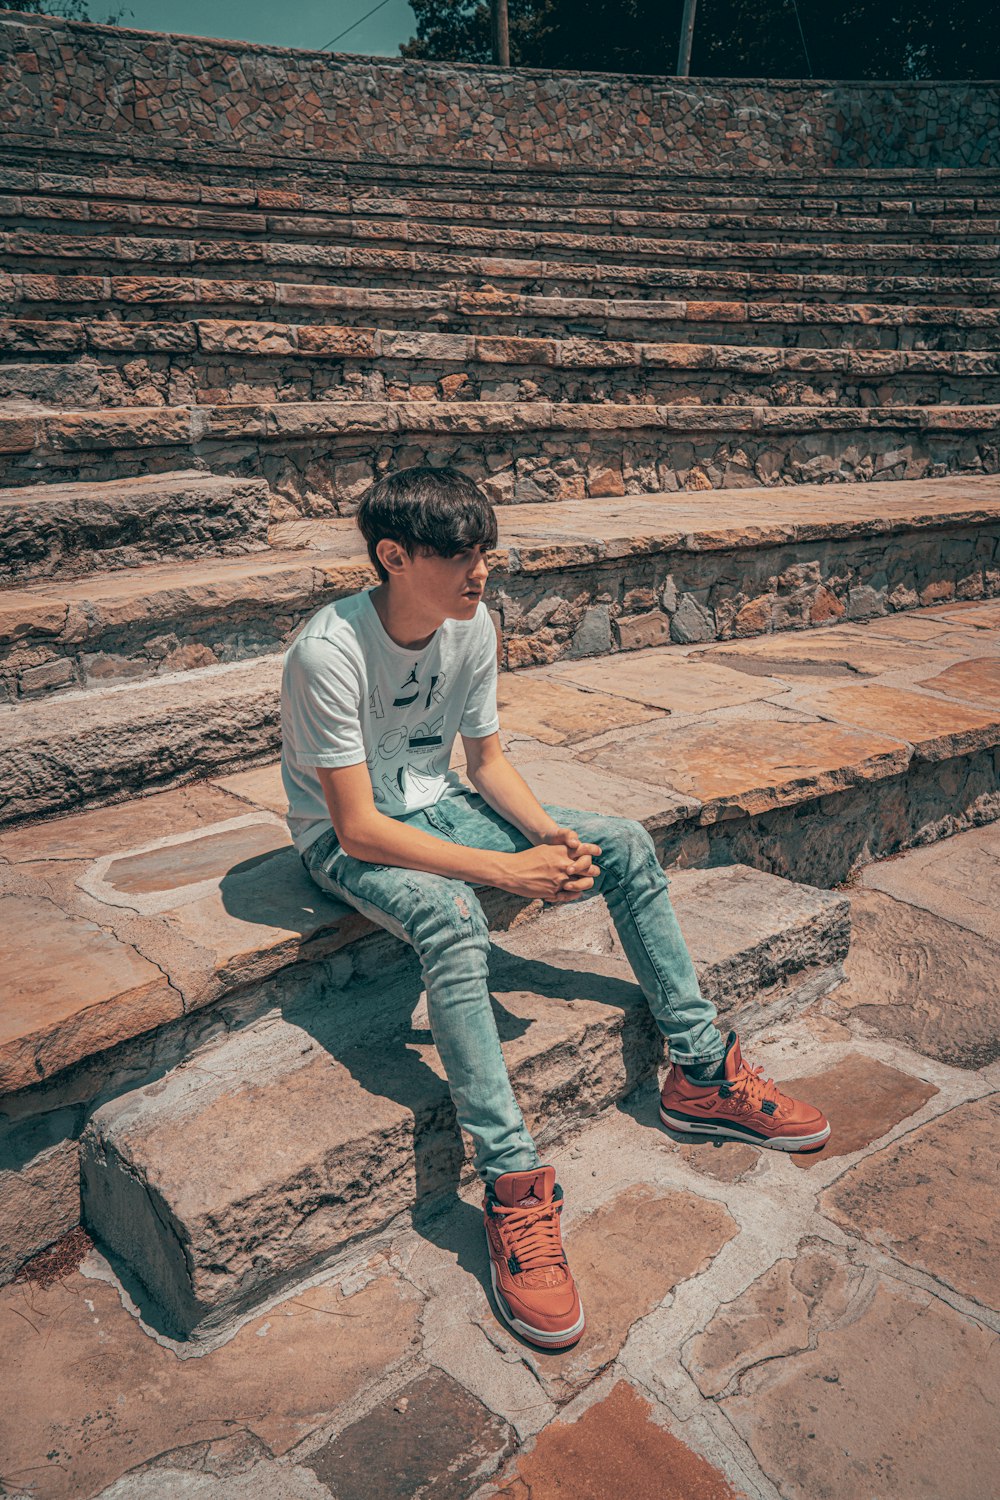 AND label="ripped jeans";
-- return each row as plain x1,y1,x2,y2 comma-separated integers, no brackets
302,789,724,1185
